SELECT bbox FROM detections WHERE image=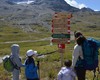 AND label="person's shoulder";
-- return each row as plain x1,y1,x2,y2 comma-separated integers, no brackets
74,44,78,47
61,67,66,69
74,44,81,49
60,67,66,71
